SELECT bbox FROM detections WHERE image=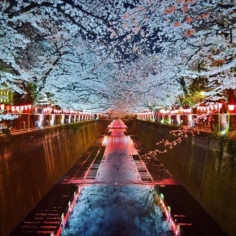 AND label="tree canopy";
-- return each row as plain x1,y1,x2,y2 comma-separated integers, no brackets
0,0,236,114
